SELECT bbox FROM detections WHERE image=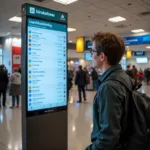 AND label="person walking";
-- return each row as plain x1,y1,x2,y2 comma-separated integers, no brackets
131,65,138,85
125,65,133,79
138,68,144,84
75,65,86,103
147,68,150,85
91,67,99,90
84,67,90,89
68,69,73,101
0,65,9,108
10,68,21,108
